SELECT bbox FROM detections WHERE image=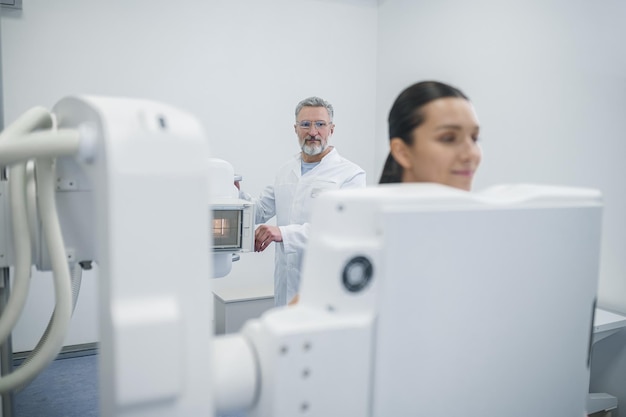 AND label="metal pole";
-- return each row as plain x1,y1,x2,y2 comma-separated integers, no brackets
0,268,14,417
0,166,14,417
0,21,14,410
